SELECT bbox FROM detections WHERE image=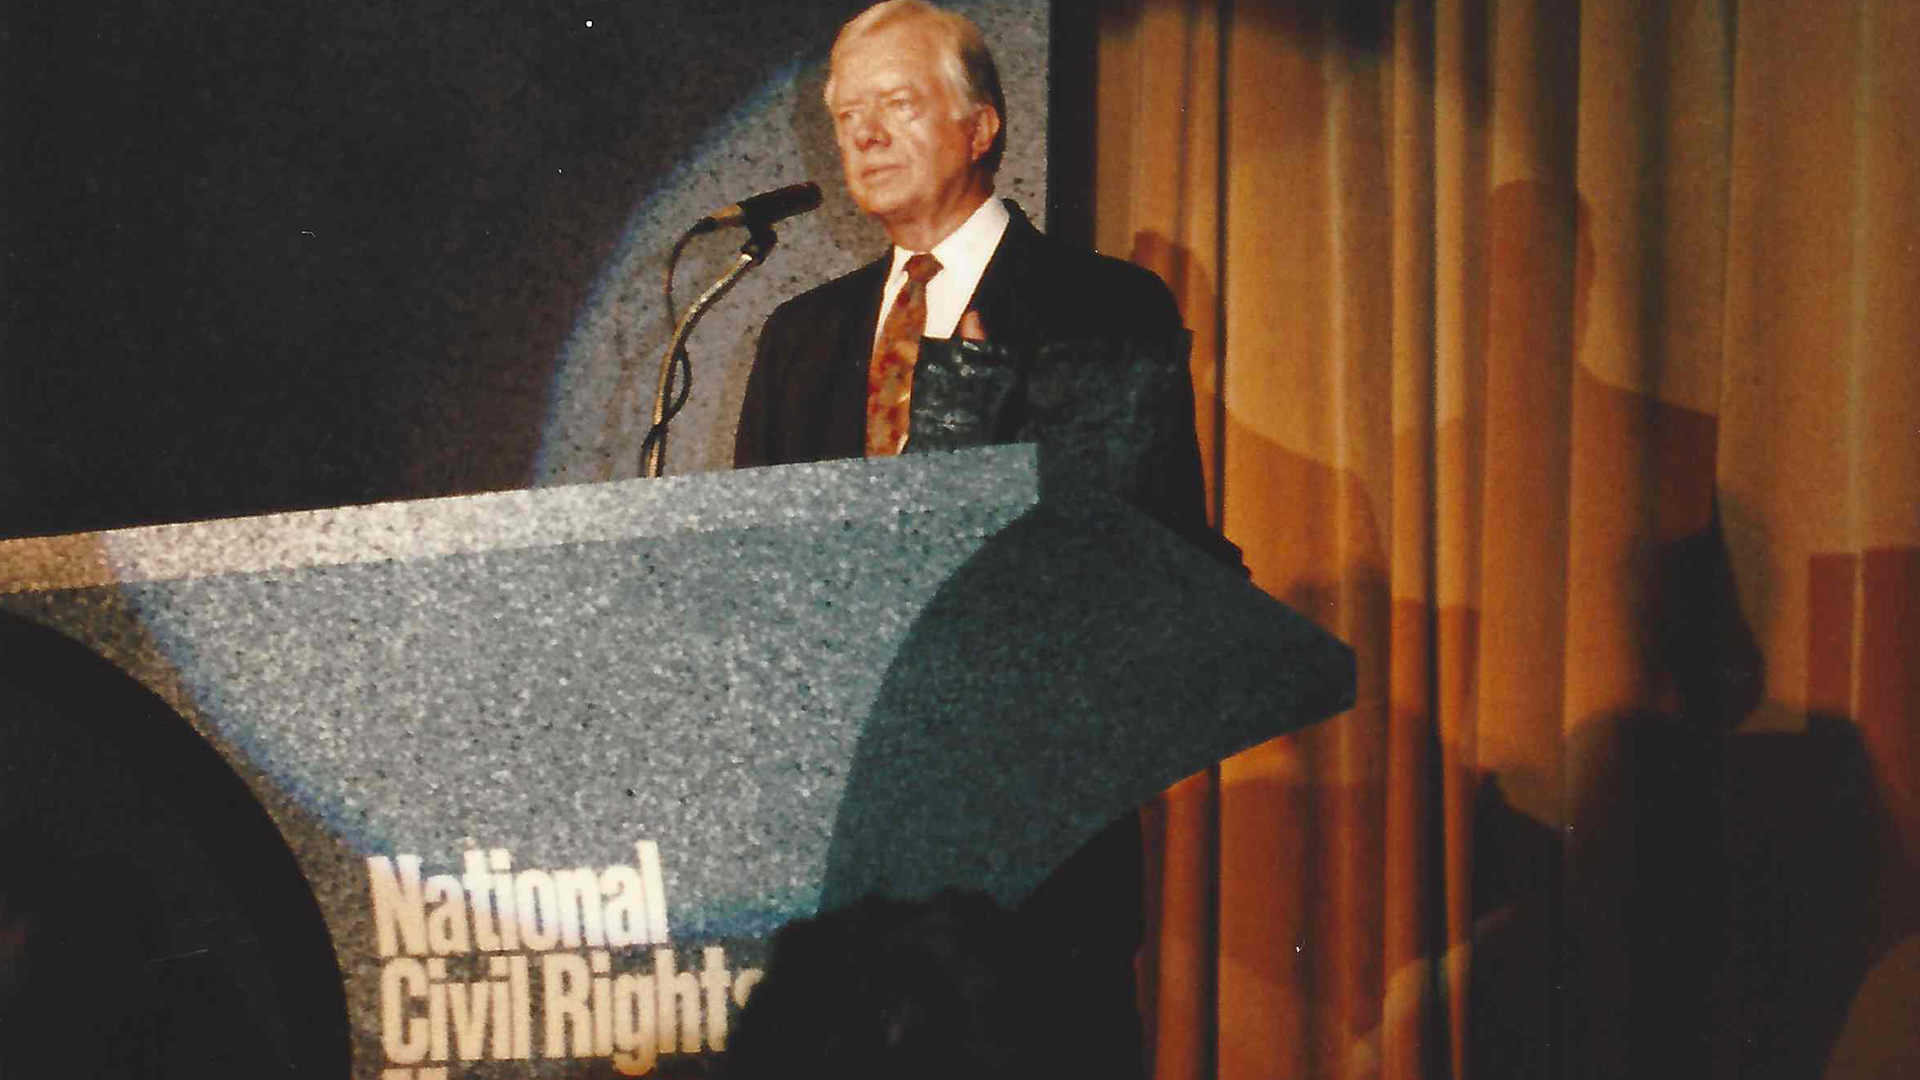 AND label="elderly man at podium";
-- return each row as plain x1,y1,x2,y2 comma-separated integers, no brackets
733,2,1234,1076
732,0,1216,549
